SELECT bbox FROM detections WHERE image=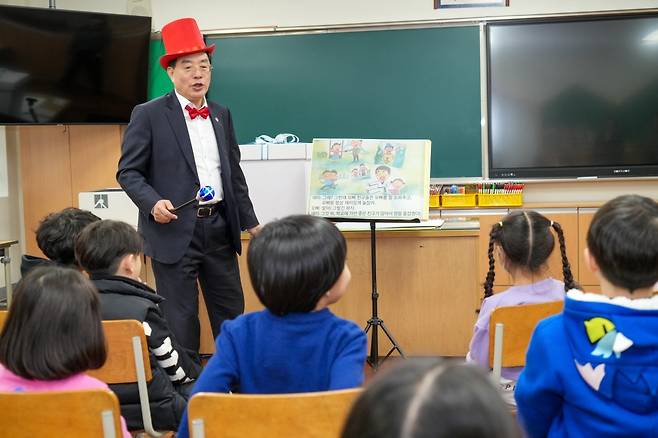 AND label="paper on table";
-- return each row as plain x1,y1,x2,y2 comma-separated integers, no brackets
335,218,445,232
